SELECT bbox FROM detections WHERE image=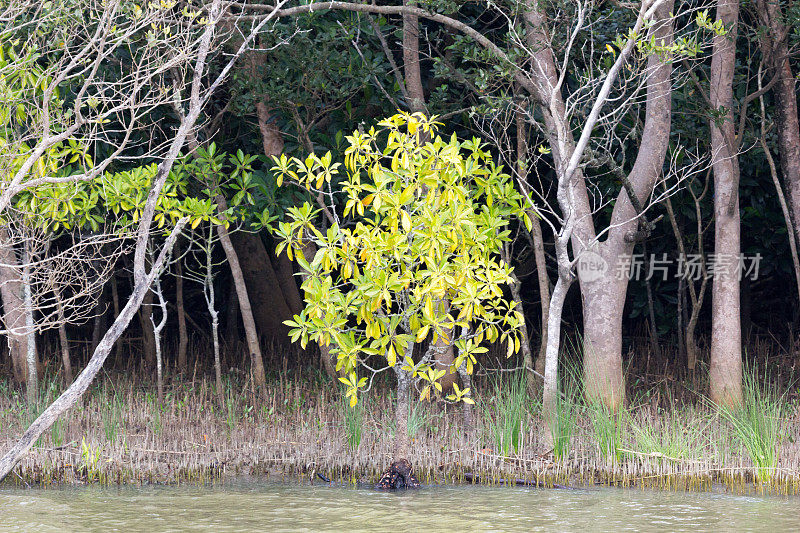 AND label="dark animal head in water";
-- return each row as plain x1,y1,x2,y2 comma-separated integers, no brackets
376,458,421,489
393,459,412,479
